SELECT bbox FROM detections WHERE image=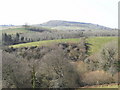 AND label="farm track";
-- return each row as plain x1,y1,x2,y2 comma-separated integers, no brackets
80,83,119,88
